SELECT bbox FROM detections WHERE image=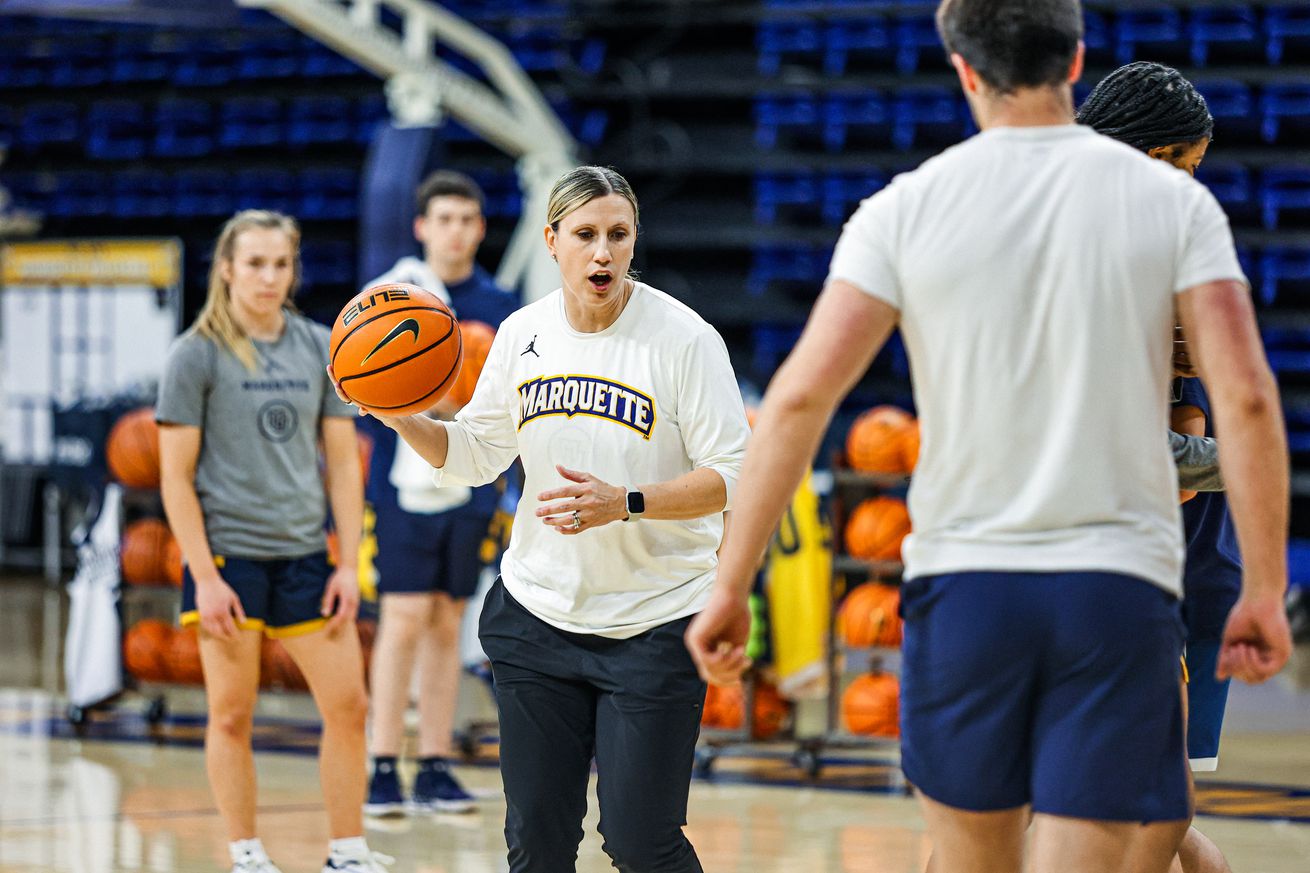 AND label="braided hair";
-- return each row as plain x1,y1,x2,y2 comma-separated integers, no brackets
1076,62,1213,151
